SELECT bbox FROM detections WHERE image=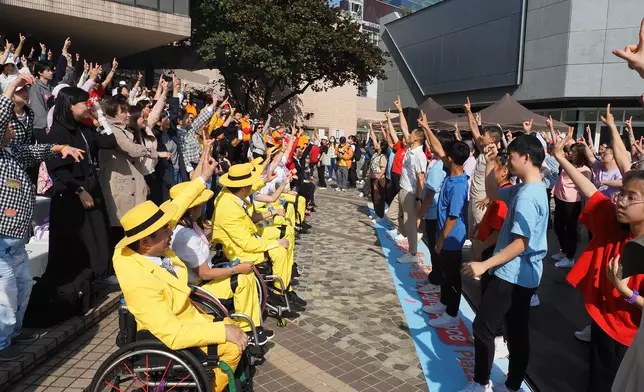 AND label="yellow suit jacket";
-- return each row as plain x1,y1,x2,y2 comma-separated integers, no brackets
212,184,279,263
113,178,227,351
